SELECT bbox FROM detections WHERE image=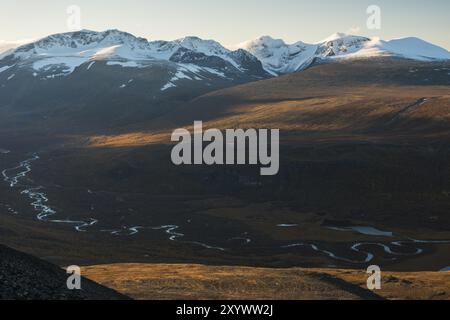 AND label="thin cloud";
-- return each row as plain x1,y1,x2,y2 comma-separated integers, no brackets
346,26,361,35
